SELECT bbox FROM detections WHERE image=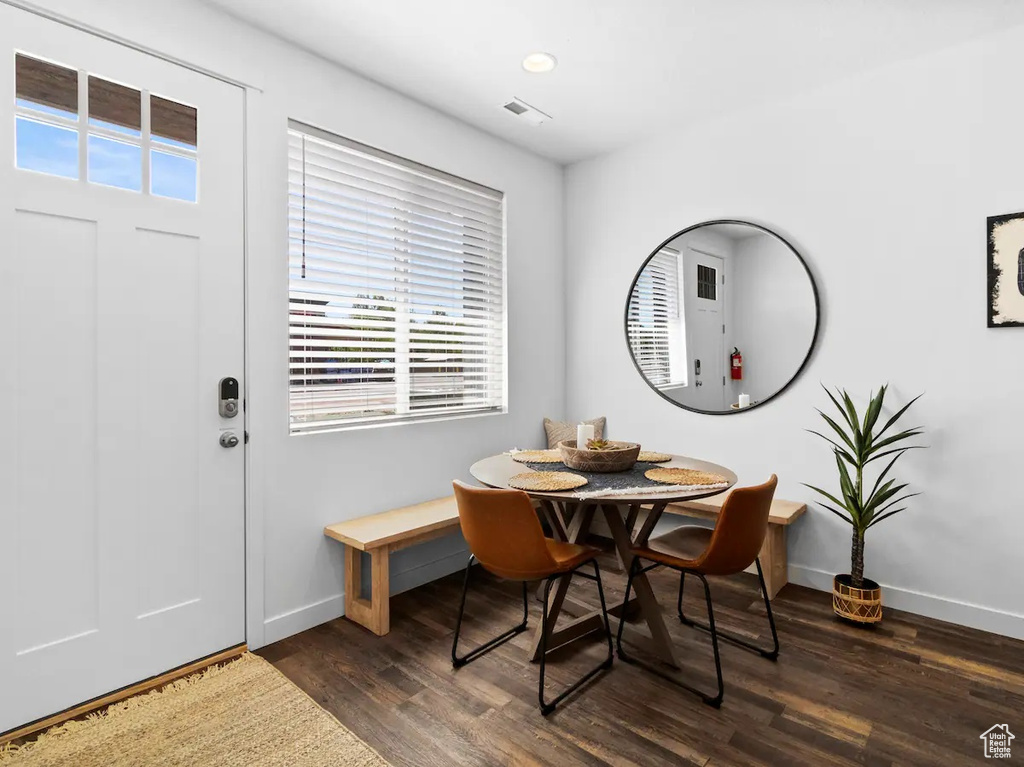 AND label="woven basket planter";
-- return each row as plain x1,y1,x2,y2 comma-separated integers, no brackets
558,440,640,473
833,574,882,624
